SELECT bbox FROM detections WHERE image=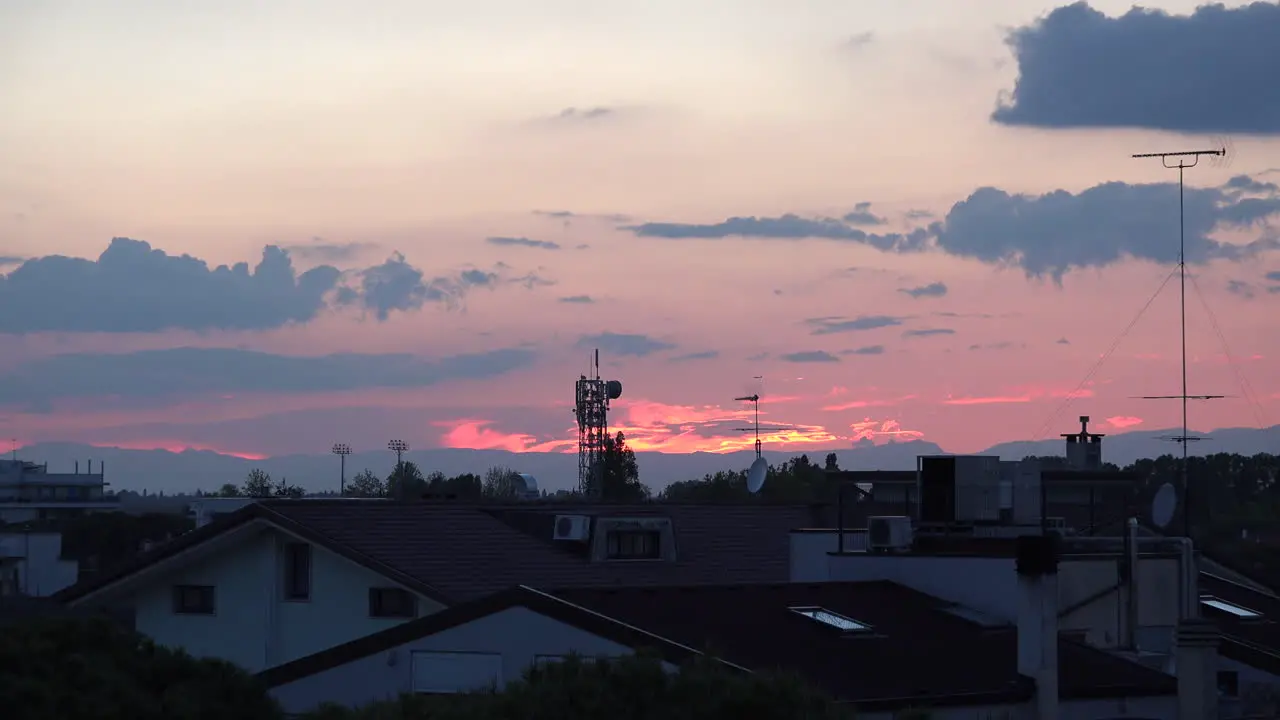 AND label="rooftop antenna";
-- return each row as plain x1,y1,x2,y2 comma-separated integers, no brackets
1131,146,1228,539
387,439,408,468
331,443,352,495
733,378,793,494
574,348,622,496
